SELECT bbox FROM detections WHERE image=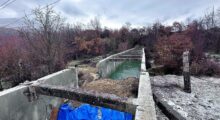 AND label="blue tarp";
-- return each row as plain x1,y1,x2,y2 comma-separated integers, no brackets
57,103,133,120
